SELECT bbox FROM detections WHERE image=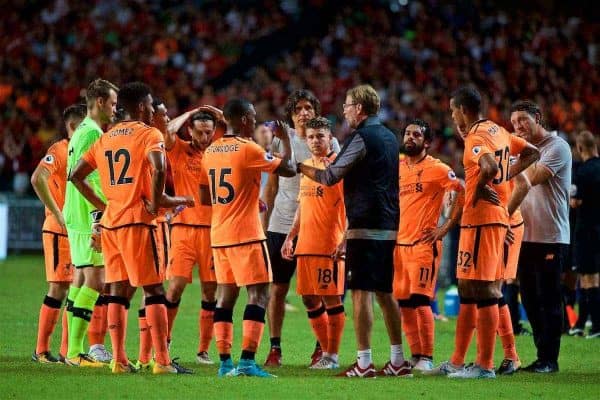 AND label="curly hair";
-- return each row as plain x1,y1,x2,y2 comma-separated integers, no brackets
284,89,321,125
